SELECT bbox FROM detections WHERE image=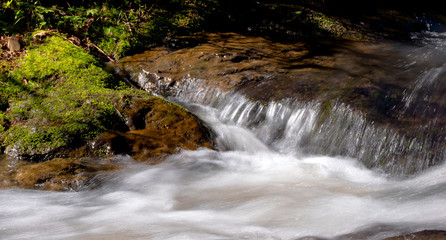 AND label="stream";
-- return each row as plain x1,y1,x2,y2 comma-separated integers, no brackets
2,28,446,239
